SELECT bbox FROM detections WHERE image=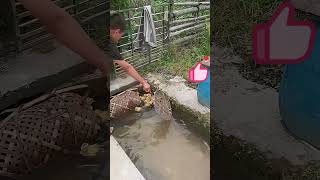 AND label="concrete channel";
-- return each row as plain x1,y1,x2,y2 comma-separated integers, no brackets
110,74,210,180
0,40,211,179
